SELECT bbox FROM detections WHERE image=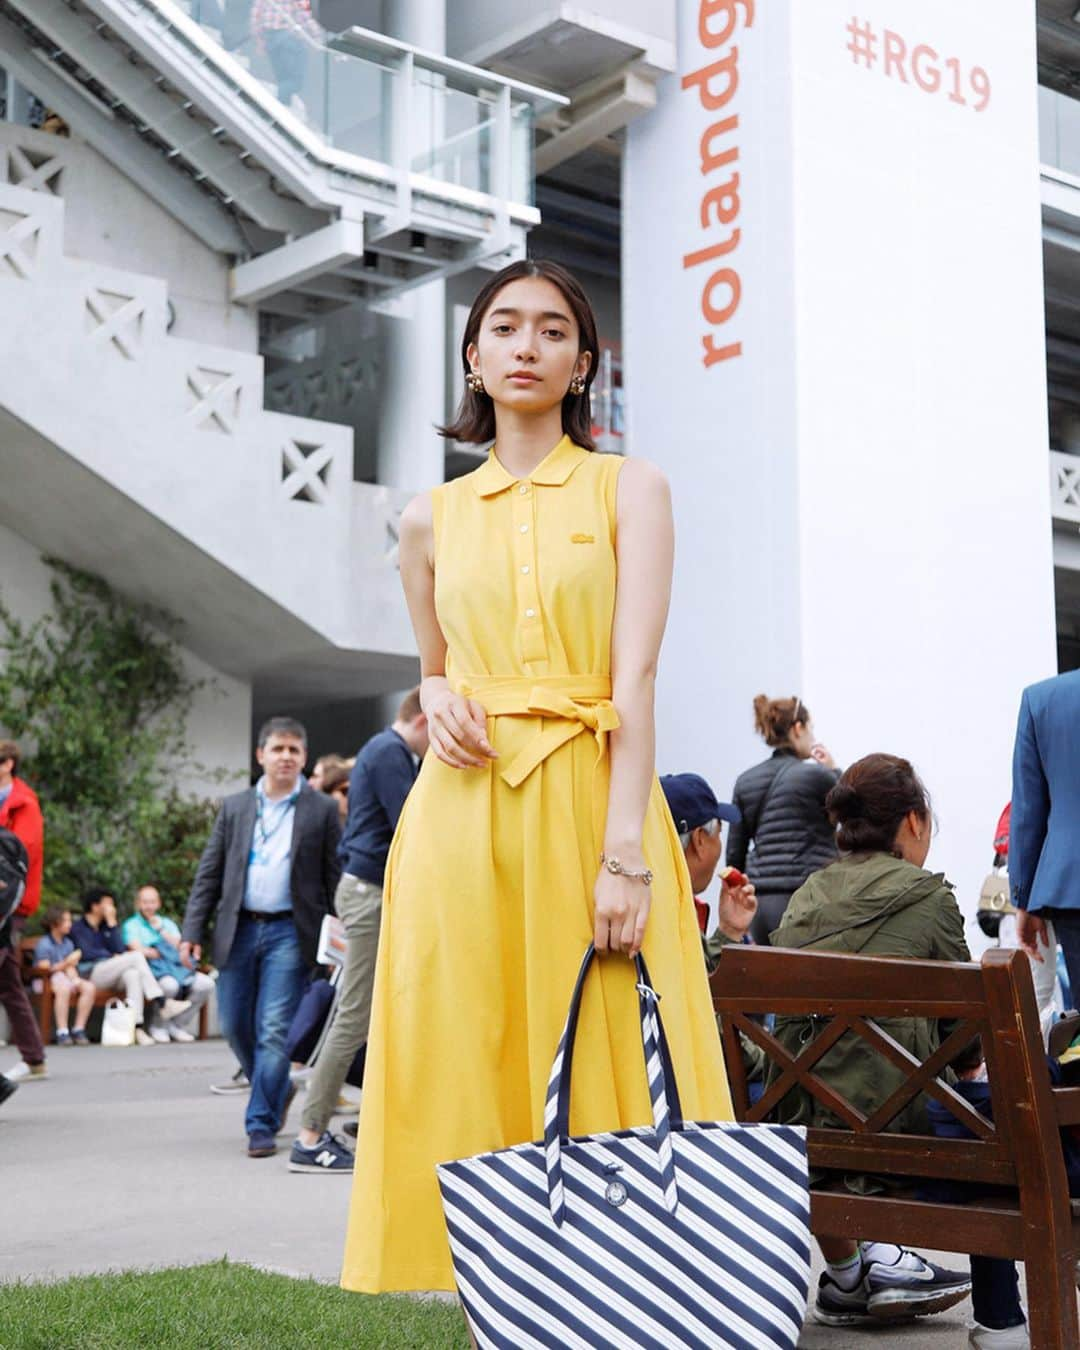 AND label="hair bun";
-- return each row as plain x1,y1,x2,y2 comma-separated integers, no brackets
826,782,861,820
